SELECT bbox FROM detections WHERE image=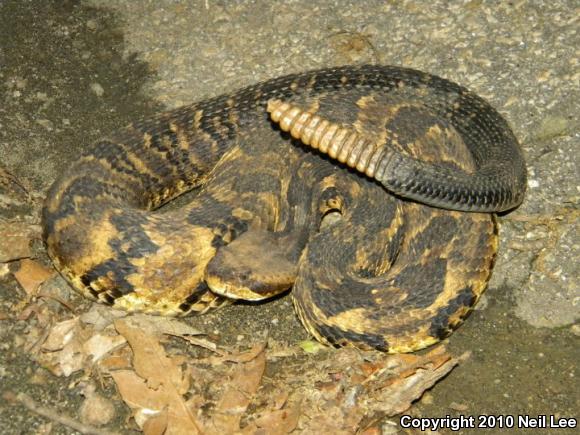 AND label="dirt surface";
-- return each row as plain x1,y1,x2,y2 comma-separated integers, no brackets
0,1,578,434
